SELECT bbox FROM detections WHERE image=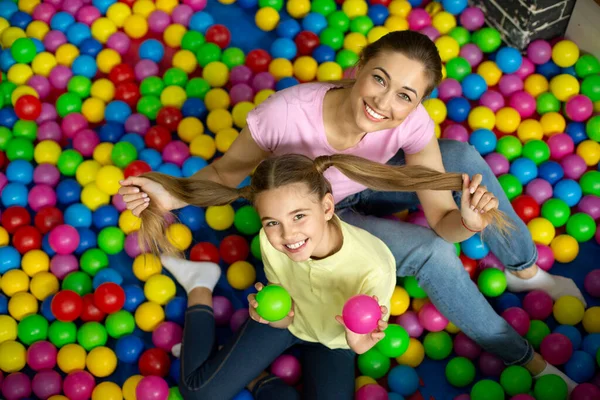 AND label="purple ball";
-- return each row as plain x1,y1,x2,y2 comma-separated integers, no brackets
565,94,594,122
515,58,535,79
148,10,171,33
356,384,388,400
37,103,58,125
419,25,440,41
62,113,88,138
106,32,131,55
125,113,151,135
535,244,555,271
49,65,73,90
63,371,95,400
509,91,536,118
162,140,190,167
46,0,62,8
37,121,62,141
33,164,60,187
460,7,485,31
479,90,505,112
229,84,254,105
112,193,127,212
136,376,169,400
407,209,430,228
395,311,424,338
33,3,57,23
571,383,600,400
2,373,32,400
479,351,506,376
407,8,431,31
460,43,483,67
584,269,600,298
479,252,504,270
526,179,553,204
212,296,233,326
62,0,83,14
229,308,249,333
562,154,588,180
43,30,67,52
124,231,146,258
28,75,51,99
76,5,101,26
135,60,159,81
577,195,600,220
27,341,58,371
270,354,302,385
252,72,276,92
443,124,469,142
152,321,183,352
453,332,482,360
50,254,79,280
485,152,510,176
183,0,207,11
547,133,574,161
73,129,100,157
437,78,462,101
229,65,253,85
171,4,194,26
522,290,553,320
498,74,523,97
527,40,552,65
29,185,57,212
32,370,62,399
0,173,7,193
